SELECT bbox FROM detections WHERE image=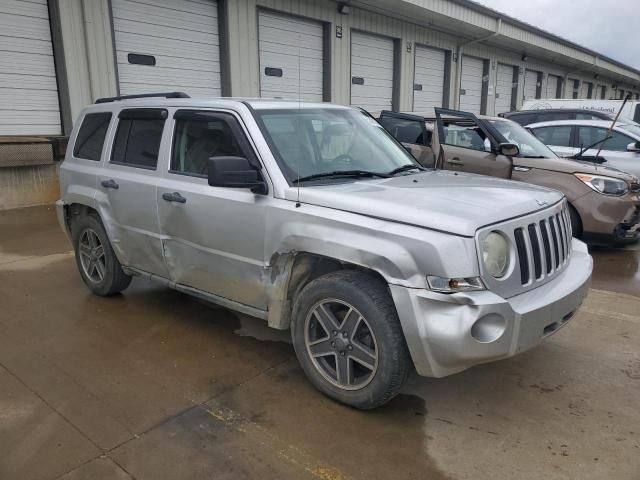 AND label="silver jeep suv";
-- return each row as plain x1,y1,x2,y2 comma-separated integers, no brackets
57,93,593,409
